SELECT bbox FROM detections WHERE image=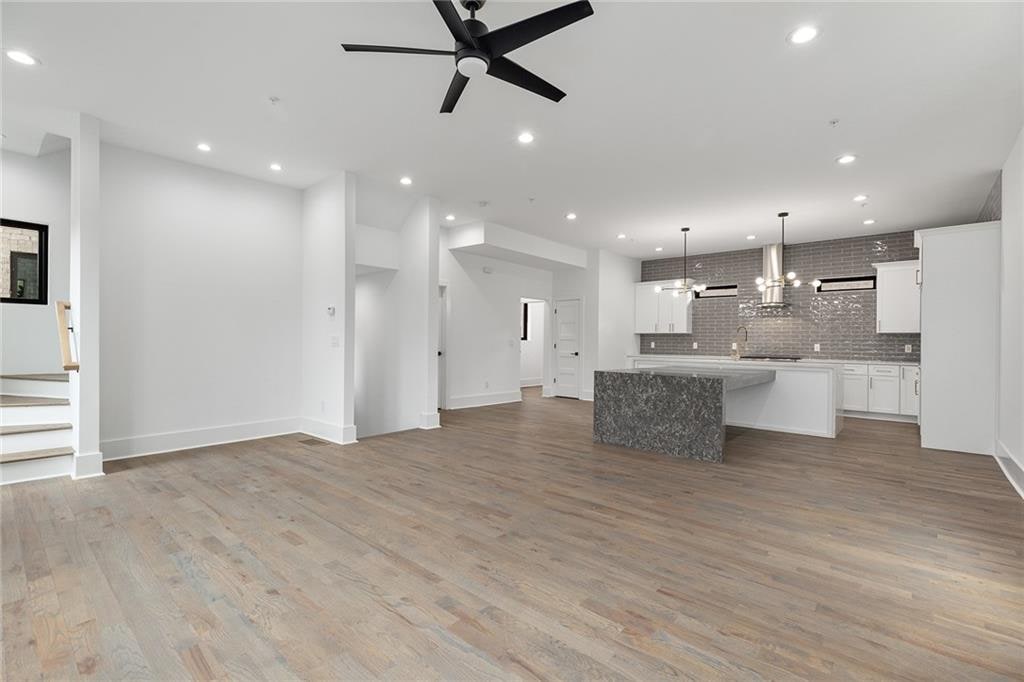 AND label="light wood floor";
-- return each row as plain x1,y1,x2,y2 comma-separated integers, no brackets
3,388,1022,680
